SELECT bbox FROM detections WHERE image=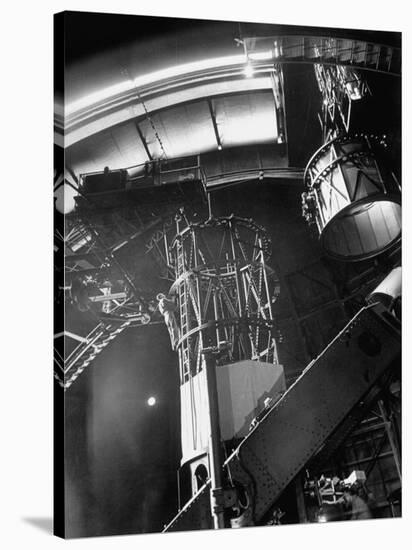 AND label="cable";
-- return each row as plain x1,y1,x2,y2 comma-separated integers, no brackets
137,91,168,160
